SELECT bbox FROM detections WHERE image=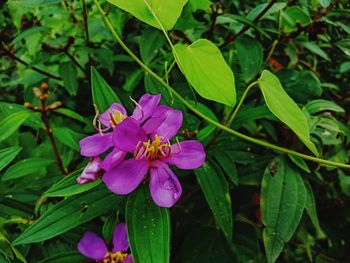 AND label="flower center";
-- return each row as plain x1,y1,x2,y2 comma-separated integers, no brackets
134,135,172,161
102,251,128,263
109,110,126,126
